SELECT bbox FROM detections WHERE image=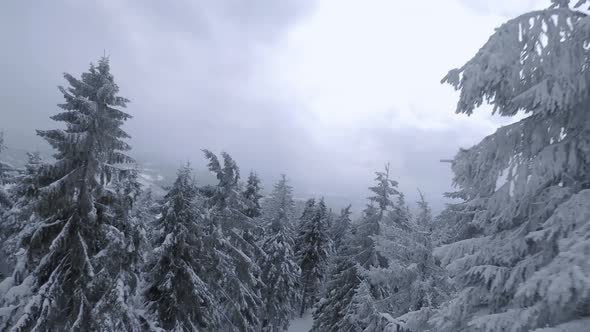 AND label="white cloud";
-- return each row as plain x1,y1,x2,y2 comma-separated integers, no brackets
271,0,539,210
275,0,503,129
